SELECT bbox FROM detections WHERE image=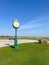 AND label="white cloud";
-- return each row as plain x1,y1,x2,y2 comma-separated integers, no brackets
18,16,49,37
19,17,48,30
